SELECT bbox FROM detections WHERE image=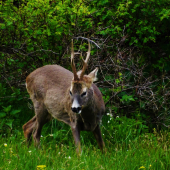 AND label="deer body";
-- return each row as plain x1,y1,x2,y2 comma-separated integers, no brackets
23,40,105,153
